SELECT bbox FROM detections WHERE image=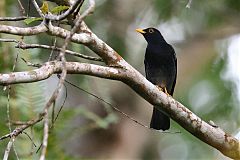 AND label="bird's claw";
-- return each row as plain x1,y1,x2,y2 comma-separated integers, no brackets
164,87,170,96
156,86,164,92
157,86,170,96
